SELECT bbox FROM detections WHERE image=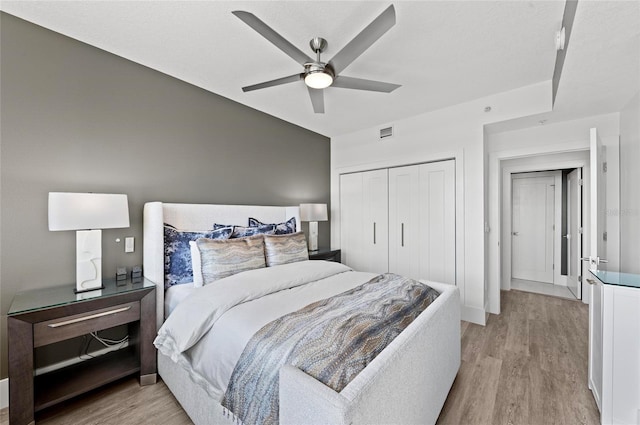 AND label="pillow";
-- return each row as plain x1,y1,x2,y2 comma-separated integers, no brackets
248,217,297,235
197,234,266,284
189,241,204,287
231,224,276,239
213,222,276,238
263,232,309,267
163,224,233,289
213,223,236,230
